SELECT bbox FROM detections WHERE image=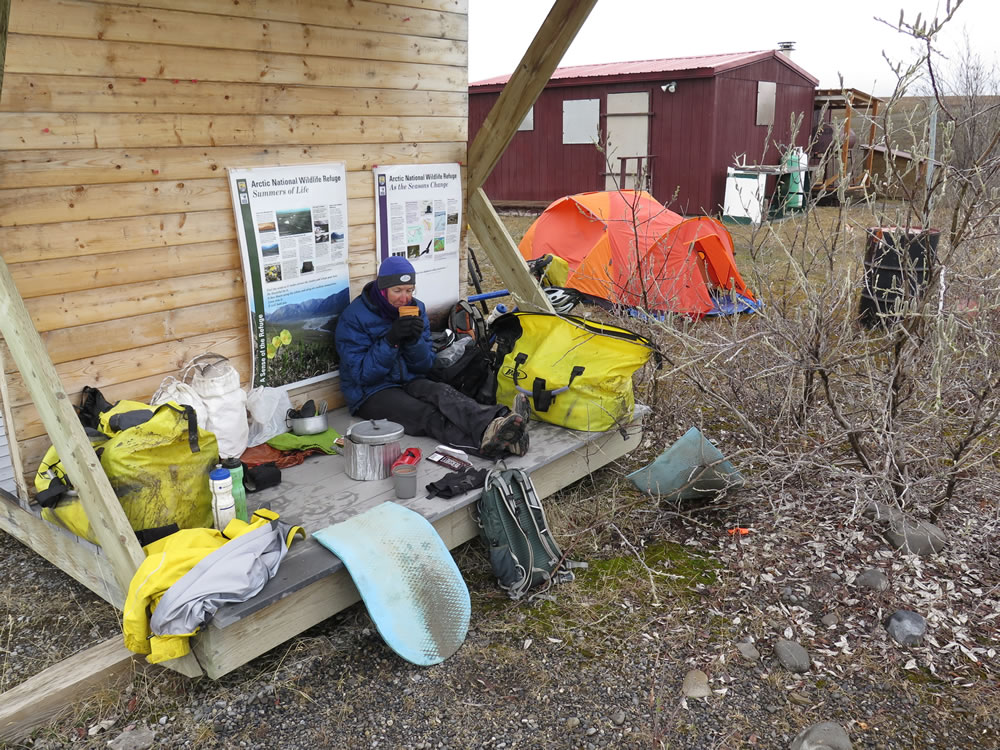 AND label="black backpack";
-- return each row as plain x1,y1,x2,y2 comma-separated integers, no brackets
428,301,494,402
